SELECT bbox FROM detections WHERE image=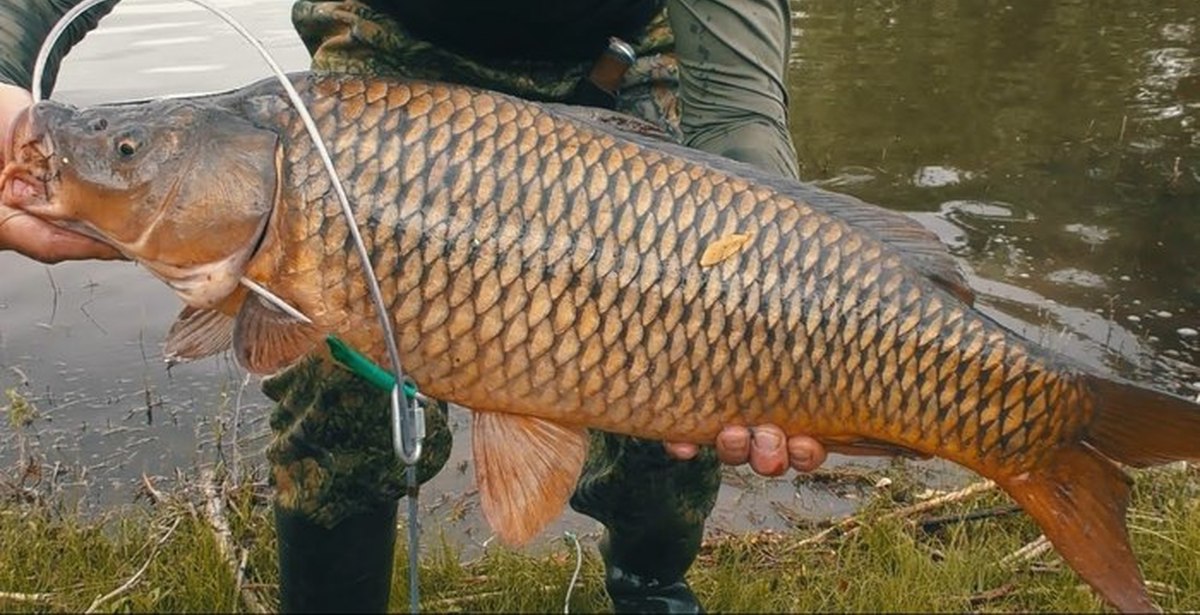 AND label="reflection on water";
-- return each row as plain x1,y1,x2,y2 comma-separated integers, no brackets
791,0,1200,391
1,0,1199,543
0,0,304,510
